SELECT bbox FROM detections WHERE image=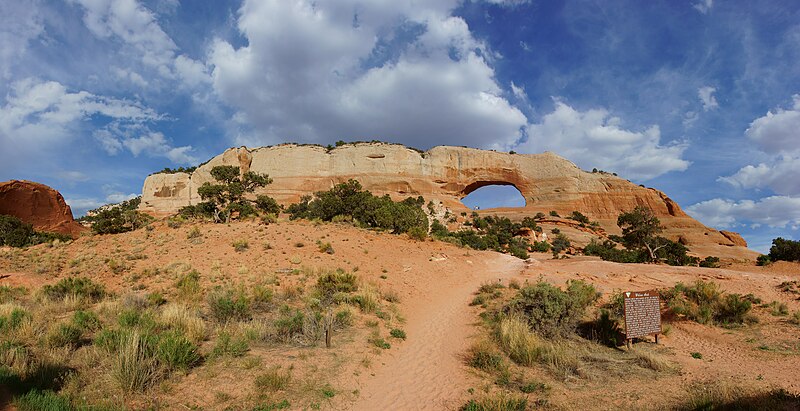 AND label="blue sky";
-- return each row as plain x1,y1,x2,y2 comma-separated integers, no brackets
1,0,798,252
